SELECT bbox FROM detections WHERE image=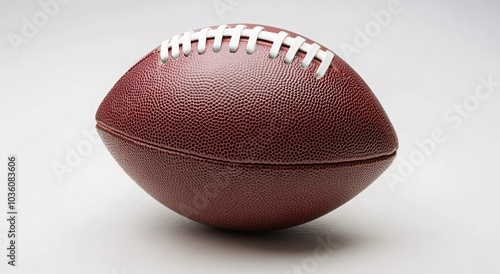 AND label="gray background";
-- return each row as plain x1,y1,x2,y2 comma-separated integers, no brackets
1,0,499,273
